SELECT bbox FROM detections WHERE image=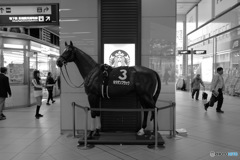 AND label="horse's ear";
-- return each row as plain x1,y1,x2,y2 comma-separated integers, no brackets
65,42,68,47
70,41,73,46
